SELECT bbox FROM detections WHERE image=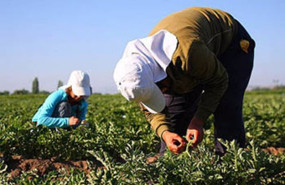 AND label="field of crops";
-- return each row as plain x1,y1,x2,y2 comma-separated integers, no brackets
0,92,284,184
